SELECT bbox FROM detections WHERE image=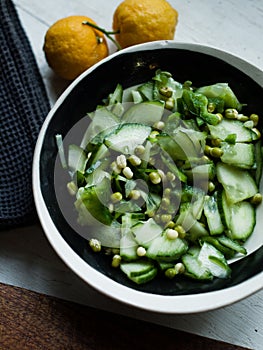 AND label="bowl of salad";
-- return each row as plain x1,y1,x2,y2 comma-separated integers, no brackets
33,41,263,313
